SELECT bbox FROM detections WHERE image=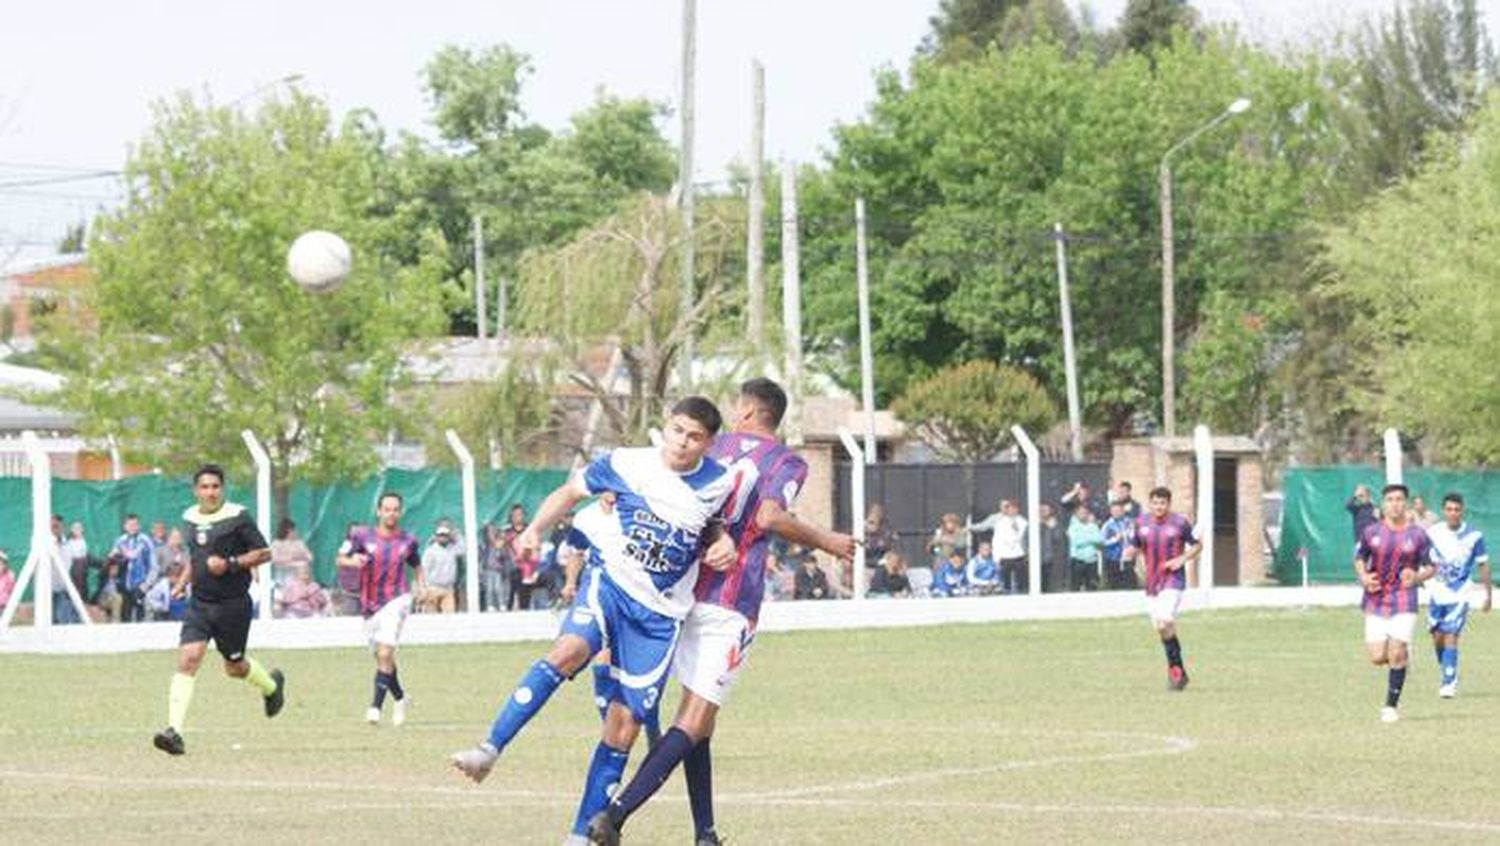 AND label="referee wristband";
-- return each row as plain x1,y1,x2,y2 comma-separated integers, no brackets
226,555,240,574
